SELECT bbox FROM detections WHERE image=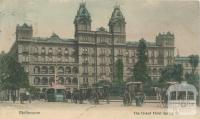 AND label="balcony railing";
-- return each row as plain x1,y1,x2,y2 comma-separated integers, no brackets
82,72,89,76
22,50,29,54
99,54,106,57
